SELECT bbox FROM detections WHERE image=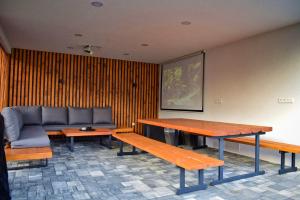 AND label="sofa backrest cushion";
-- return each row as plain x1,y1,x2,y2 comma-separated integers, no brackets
42,107,68,125
13,106,42,125
93,107,113,124
68,107,92,125
1,107,21,142
15,110,24,129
